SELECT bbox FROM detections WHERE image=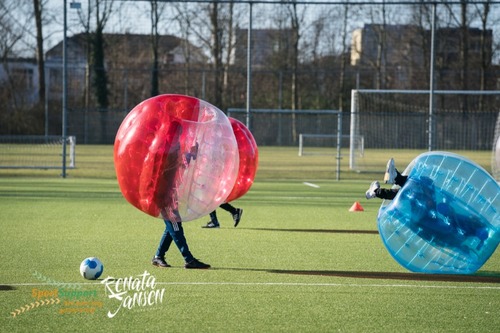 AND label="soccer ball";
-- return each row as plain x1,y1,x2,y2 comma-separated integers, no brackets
79,257,104,280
